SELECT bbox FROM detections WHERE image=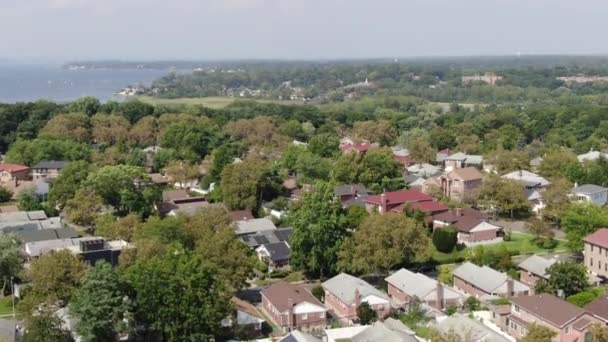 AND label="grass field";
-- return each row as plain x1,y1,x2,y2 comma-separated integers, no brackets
431,233,568,265
136,96,302,109
0,297,14,316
